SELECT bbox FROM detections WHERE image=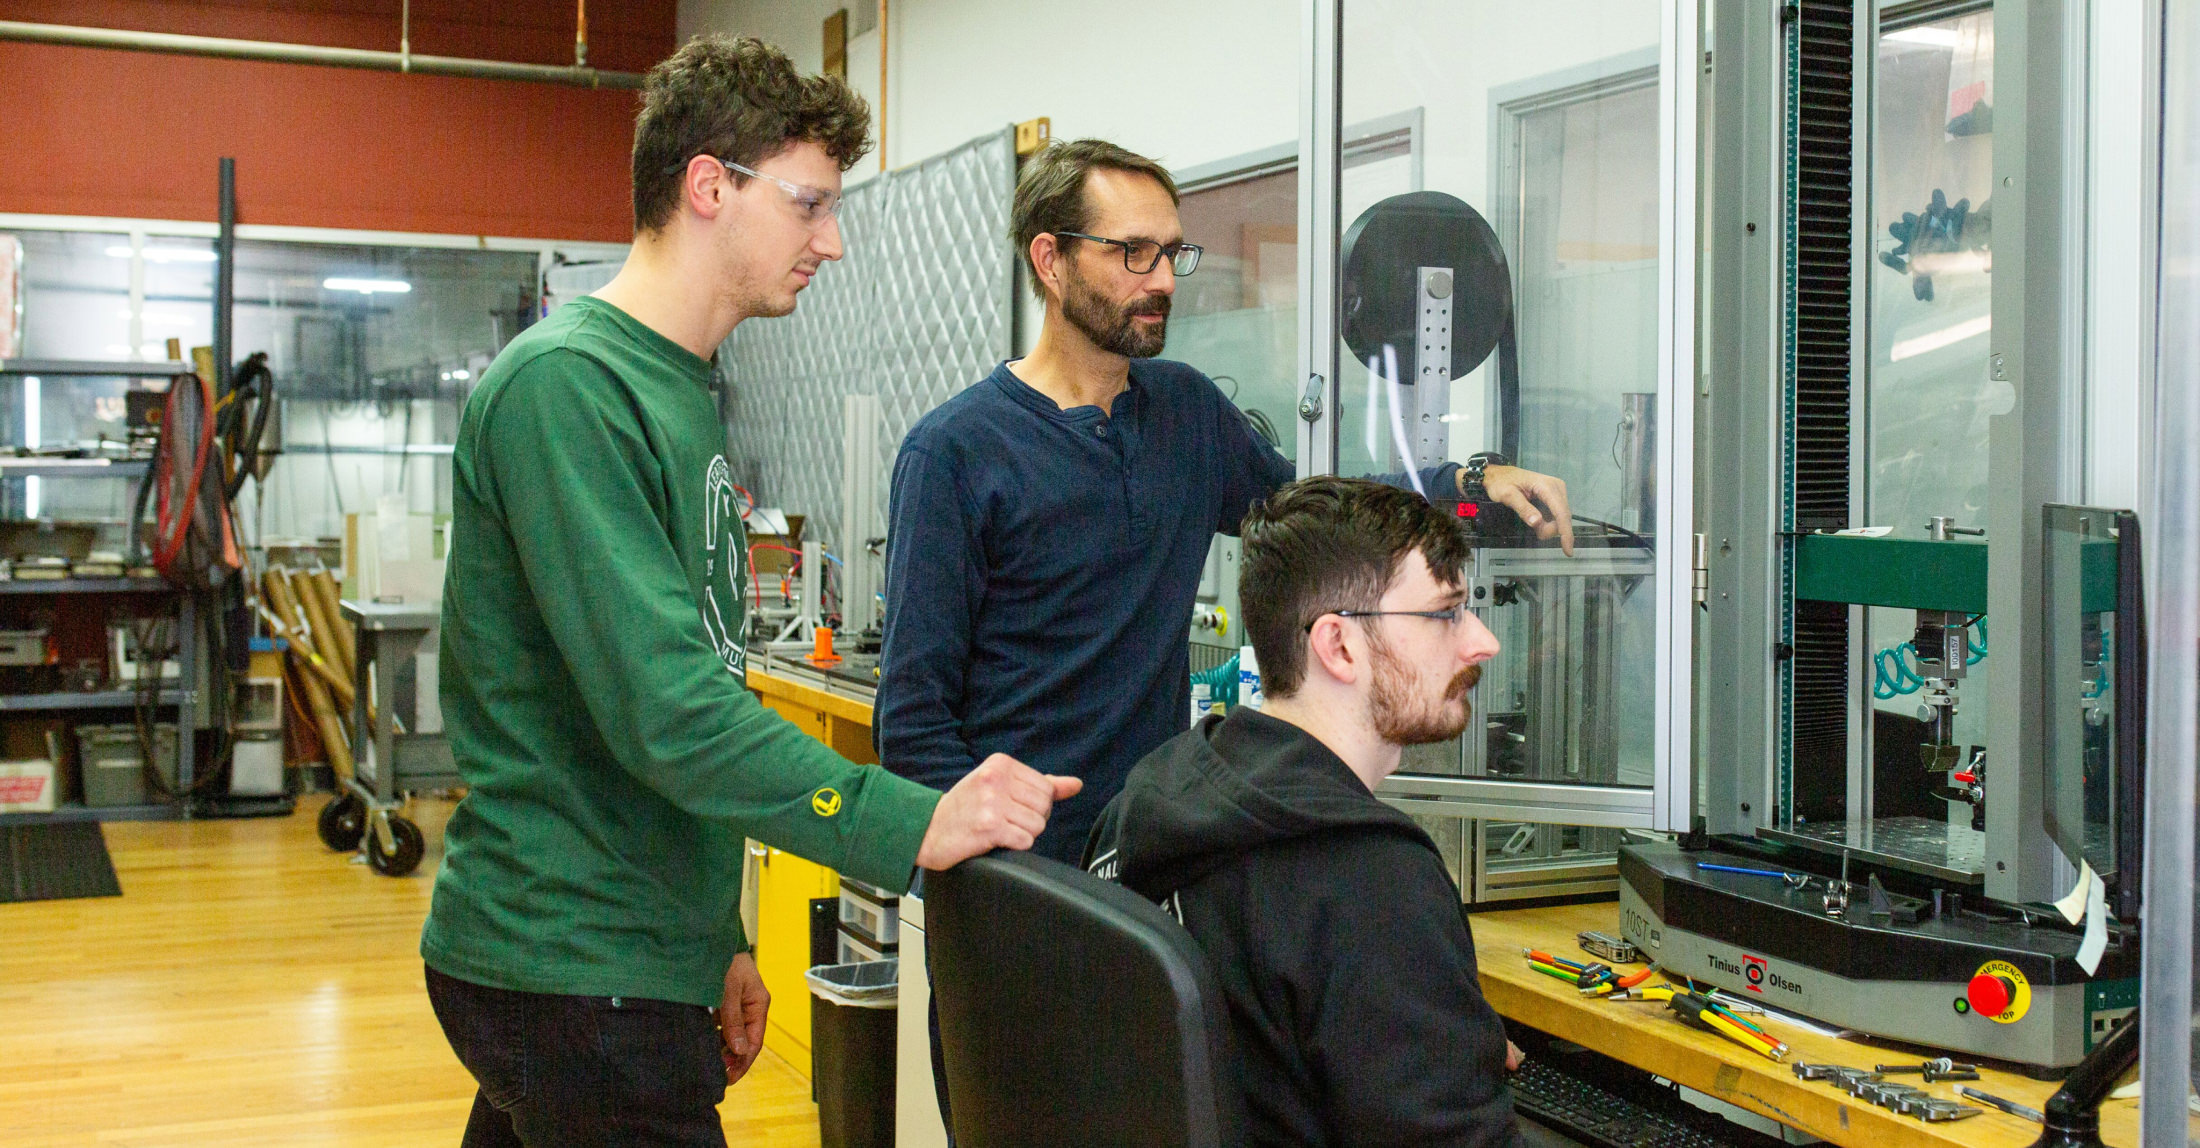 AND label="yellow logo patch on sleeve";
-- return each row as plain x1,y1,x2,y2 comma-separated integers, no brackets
811,788,843,817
